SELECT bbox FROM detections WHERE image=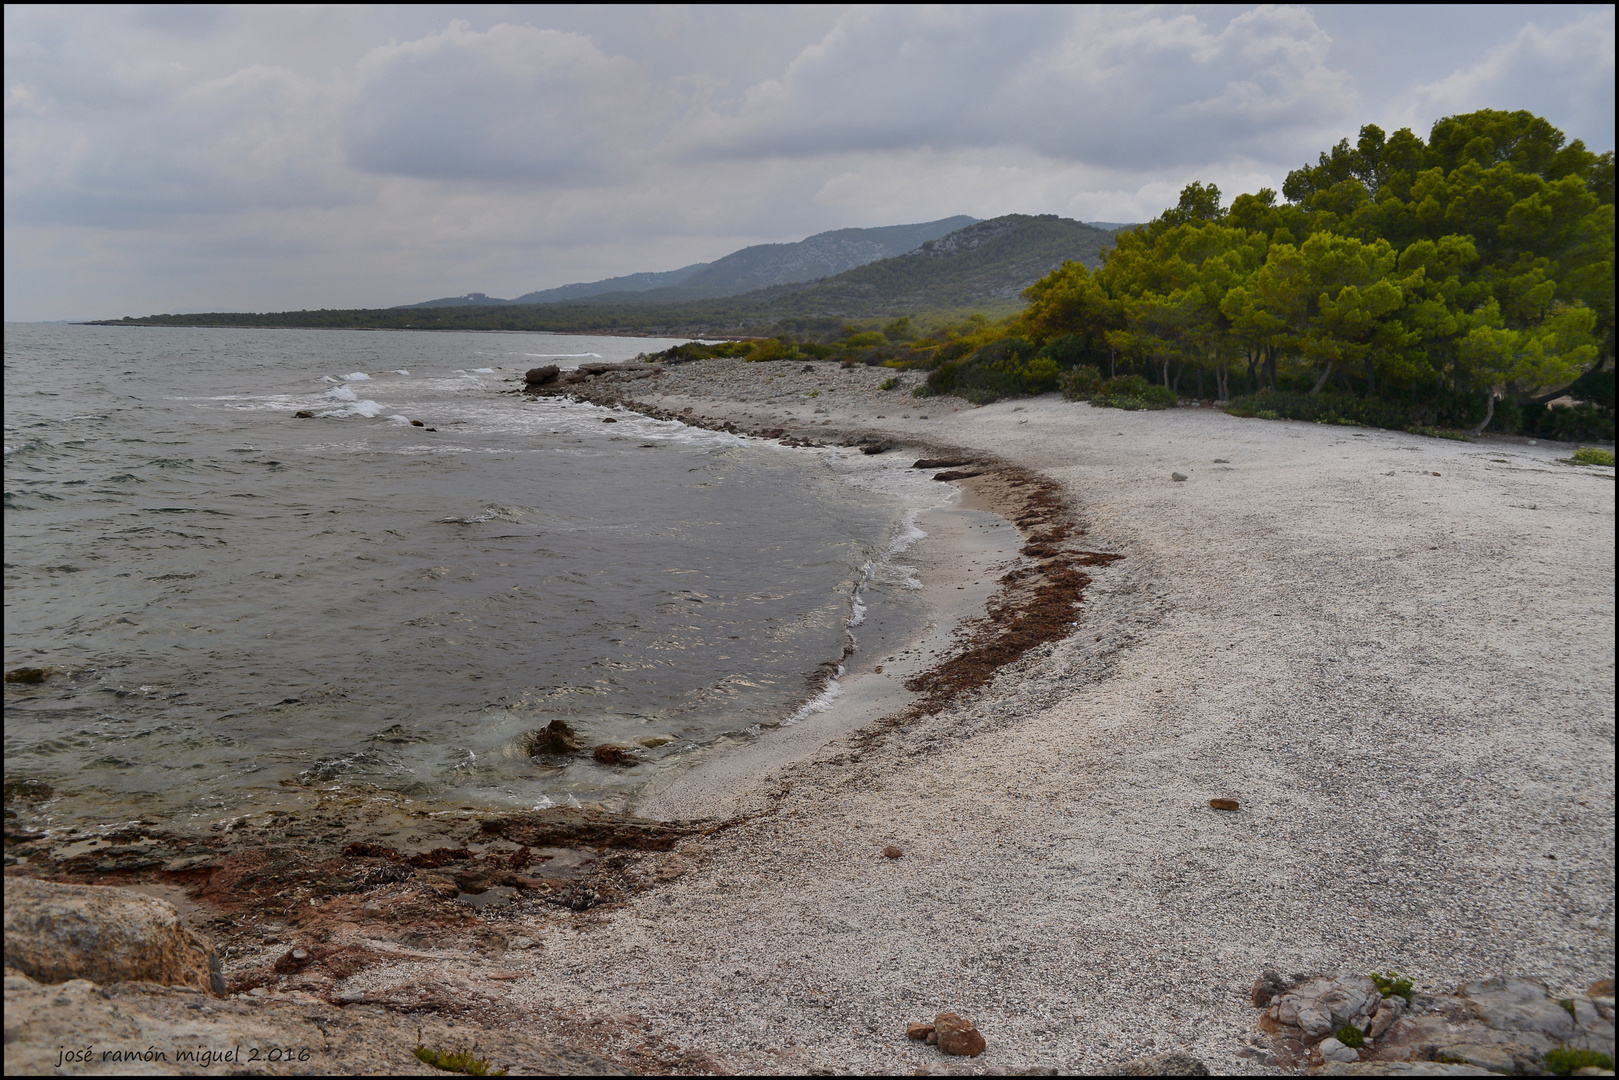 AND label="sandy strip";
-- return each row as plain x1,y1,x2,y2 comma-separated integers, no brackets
455,361,1613,1074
